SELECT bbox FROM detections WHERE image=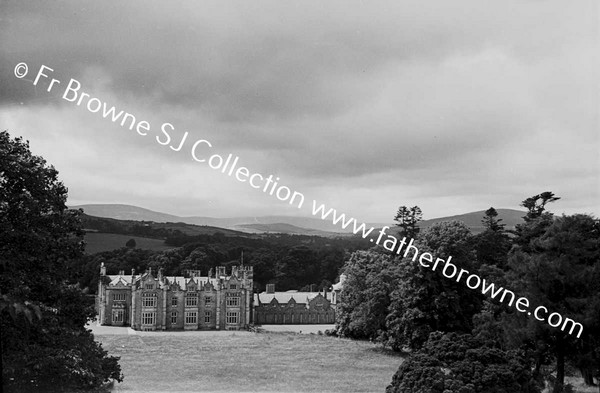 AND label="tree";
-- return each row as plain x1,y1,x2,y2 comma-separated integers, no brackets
521,192,561,222
394,205,423,238
335,250,398,341
507,213,600,392
513,192,560,251
482,207,505,232
474,208,511,269
125,238,136,248
0,131,122,392
386,332,541,393
383,221,482,350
